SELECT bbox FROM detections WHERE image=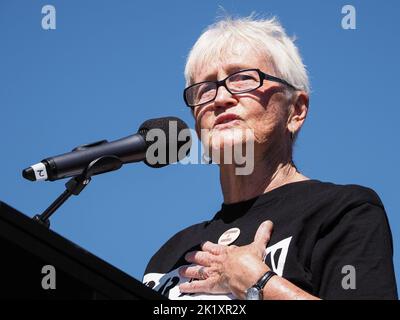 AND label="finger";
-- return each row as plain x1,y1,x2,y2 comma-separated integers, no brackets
201,241,226,255
179,278,215,294
185,250,213,266
179,265,209,279
179,278,229,295
253,220,274,254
